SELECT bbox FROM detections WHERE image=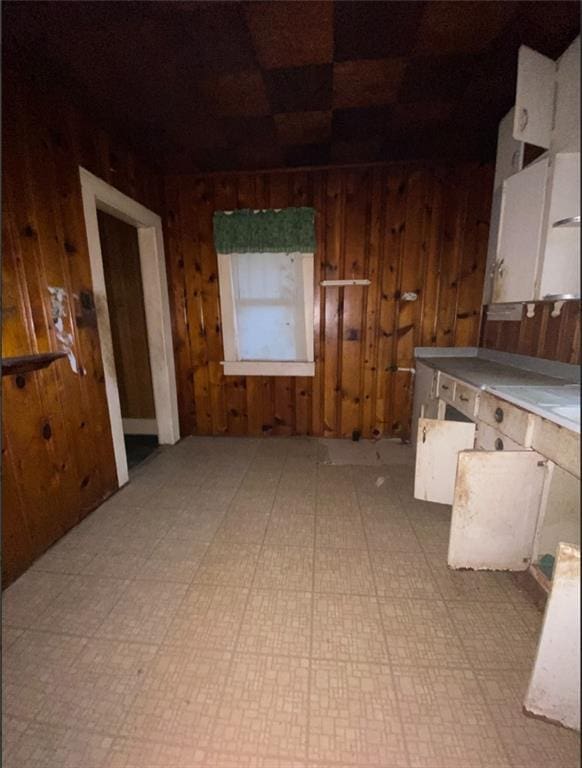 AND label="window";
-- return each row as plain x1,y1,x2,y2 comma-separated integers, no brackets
214,208,315,377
